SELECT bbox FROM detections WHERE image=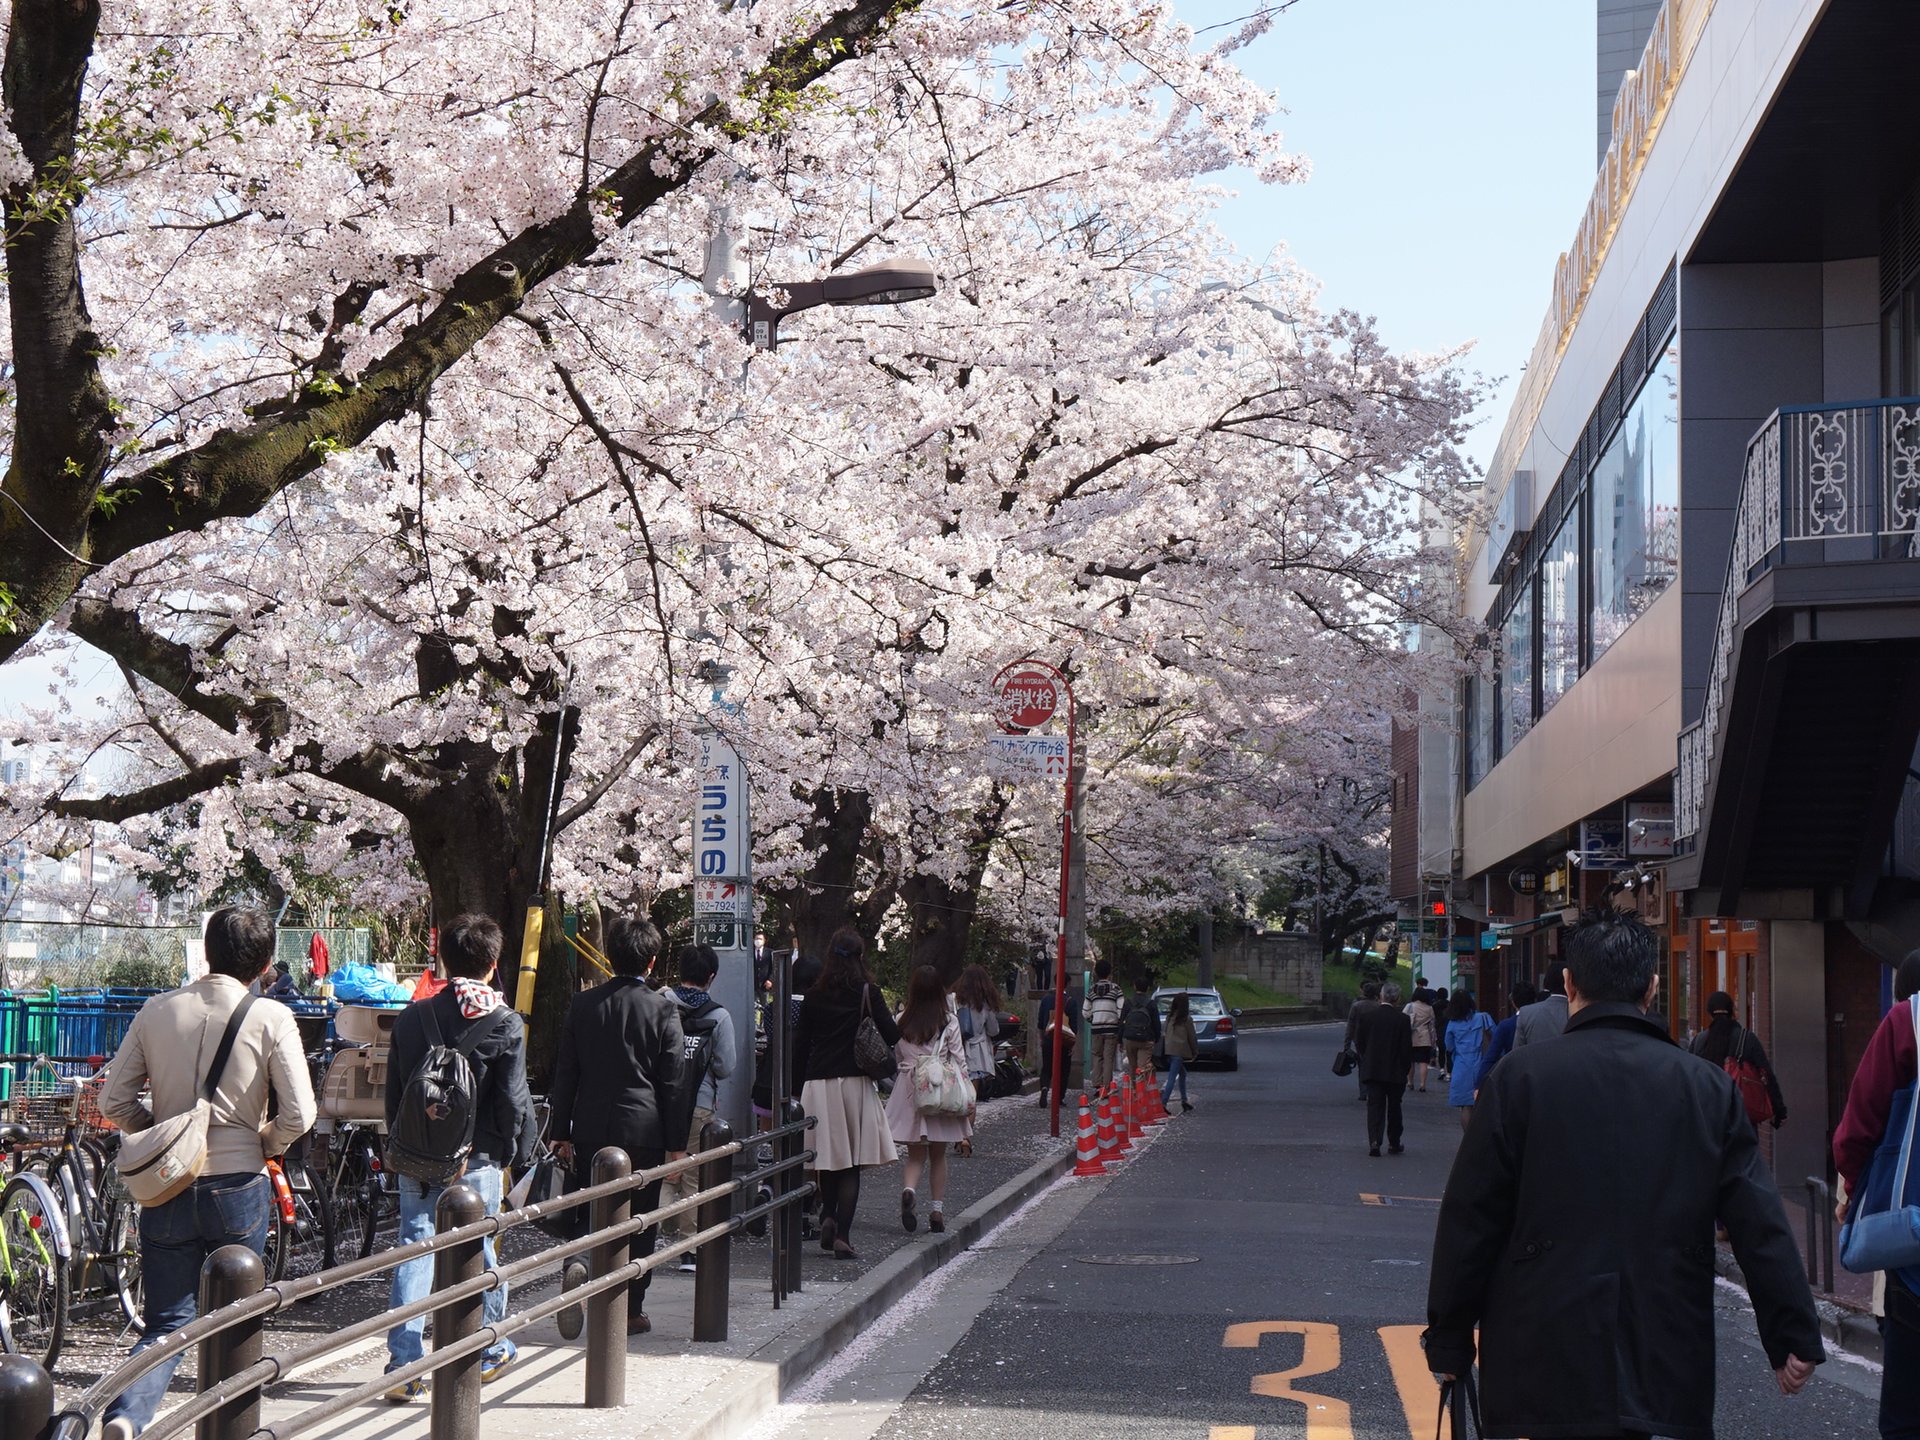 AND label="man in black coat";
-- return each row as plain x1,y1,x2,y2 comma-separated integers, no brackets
549,913,685,1333
1425,907,1822,1440
1354,981,1413,1156
1345,980,1383,1101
